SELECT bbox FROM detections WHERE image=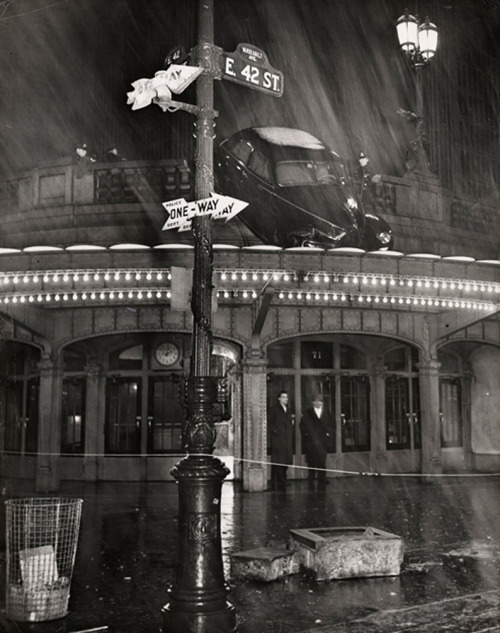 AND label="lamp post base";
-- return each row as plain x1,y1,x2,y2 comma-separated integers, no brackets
161,453,238,633
162,602,237,633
